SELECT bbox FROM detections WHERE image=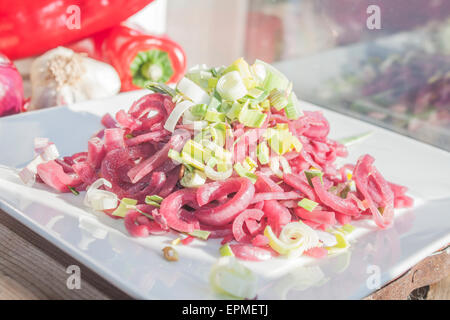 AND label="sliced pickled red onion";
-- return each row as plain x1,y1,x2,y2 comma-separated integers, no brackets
19,142,60,186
